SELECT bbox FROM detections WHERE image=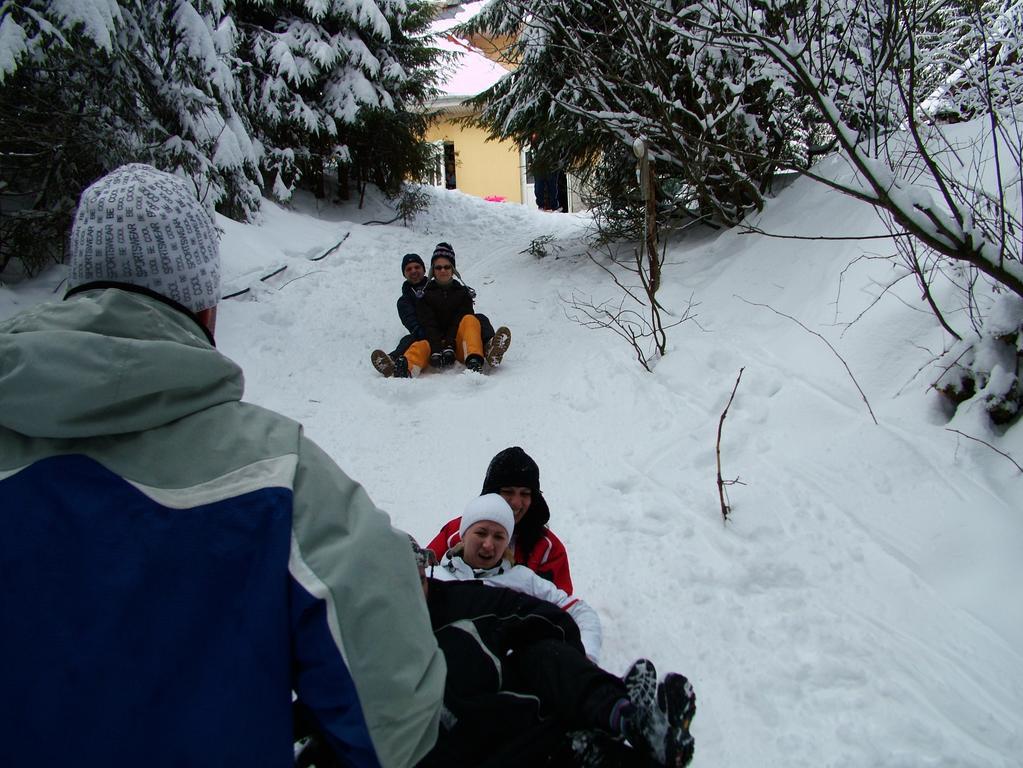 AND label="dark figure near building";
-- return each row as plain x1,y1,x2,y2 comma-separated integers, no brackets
534,169,561,211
